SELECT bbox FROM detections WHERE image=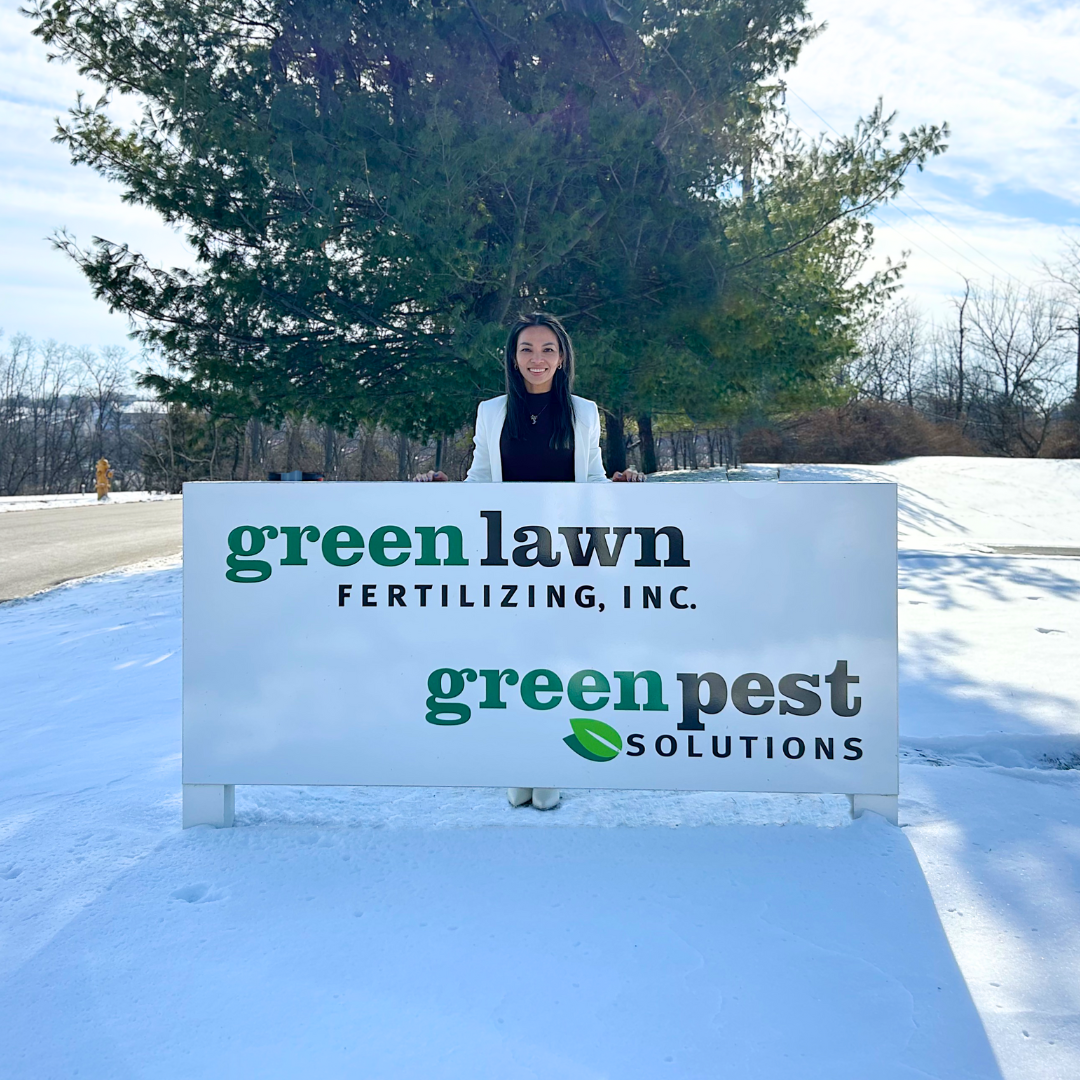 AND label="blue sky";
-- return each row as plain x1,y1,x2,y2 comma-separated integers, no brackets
1,0,1078,349
784,0,1080,313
